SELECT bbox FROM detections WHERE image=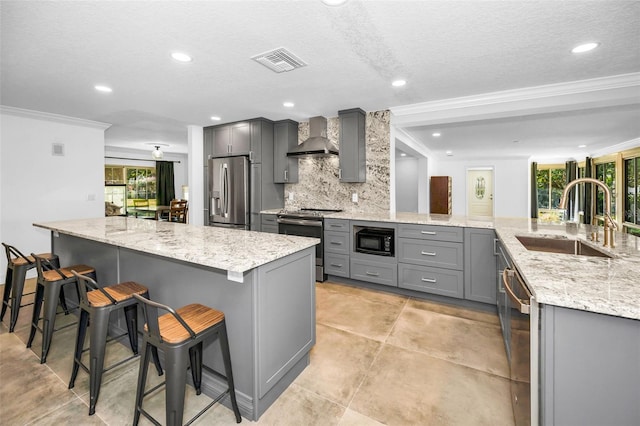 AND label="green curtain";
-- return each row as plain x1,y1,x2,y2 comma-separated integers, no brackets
583,157,593,225
565,160,577,220
530,162,538,218
156,161,175,206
